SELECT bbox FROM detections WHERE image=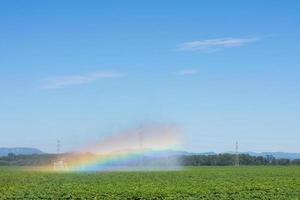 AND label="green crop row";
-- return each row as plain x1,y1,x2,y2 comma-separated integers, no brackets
0,166,300,199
